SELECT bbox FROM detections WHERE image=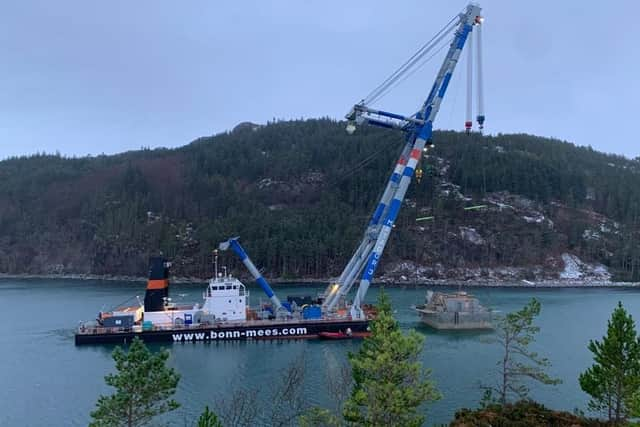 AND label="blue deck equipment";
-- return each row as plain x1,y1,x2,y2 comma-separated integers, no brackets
219,237,286,312
302,306,322,320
